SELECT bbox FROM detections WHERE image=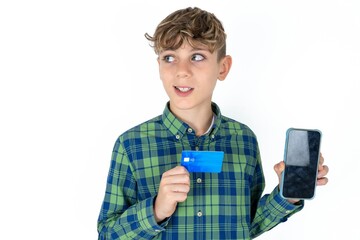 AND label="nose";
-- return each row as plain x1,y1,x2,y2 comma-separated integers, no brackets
176,60,191,79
